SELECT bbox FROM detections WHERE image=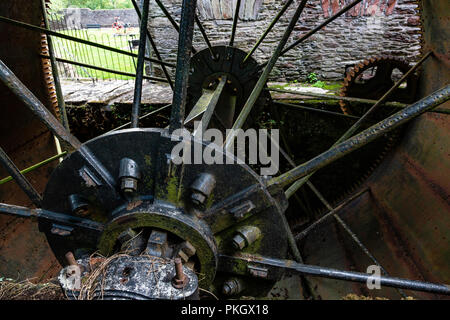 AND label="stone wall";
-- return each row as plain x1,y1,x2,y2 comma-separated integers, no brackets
147,0,422,81
62,8,139,28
